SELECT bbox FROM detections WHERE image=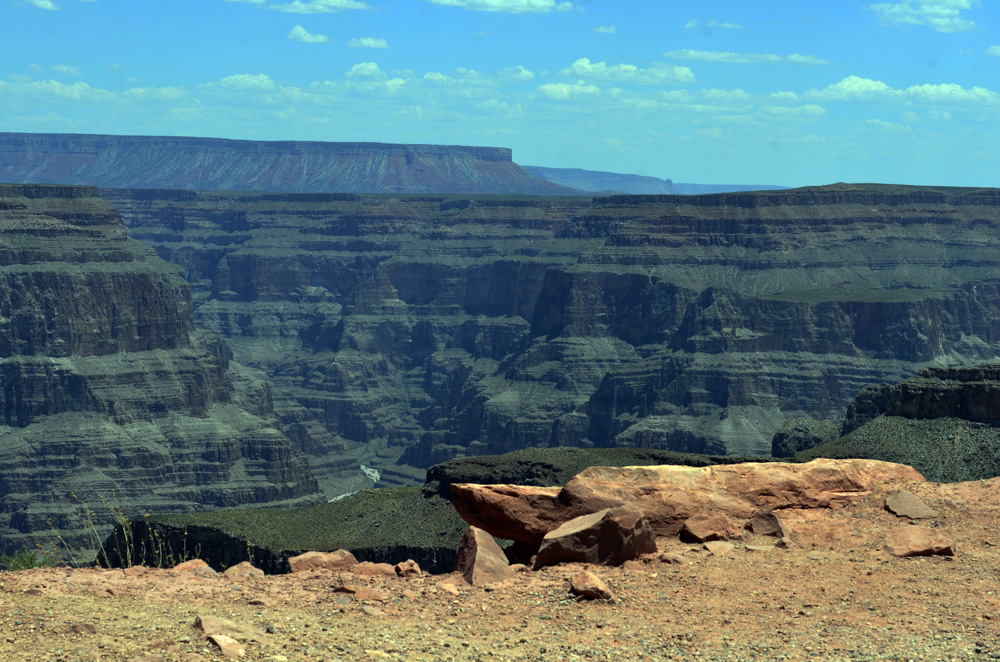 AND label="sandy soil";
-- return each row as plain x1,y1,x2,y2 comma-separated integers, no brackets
2,478,999,662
